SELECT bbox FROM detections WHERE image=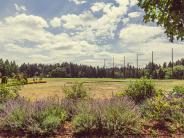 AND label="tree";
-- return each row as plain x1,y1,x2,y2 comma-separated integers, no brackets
138,0,184,42
158,68,165,79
